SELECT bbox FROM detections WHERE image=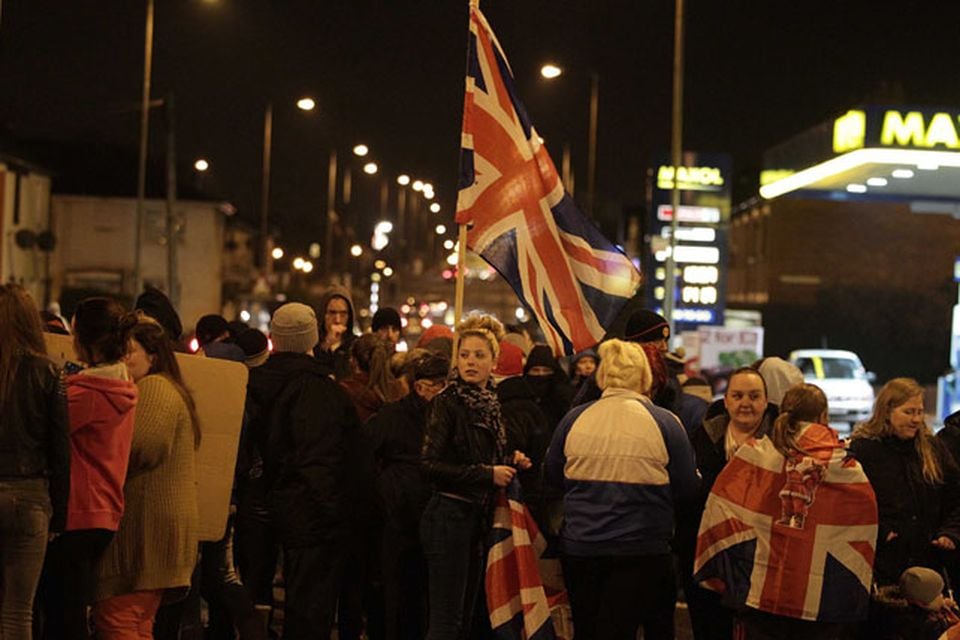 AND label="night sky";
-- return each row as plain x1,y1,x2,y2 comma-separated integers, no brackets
3,1,960,253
